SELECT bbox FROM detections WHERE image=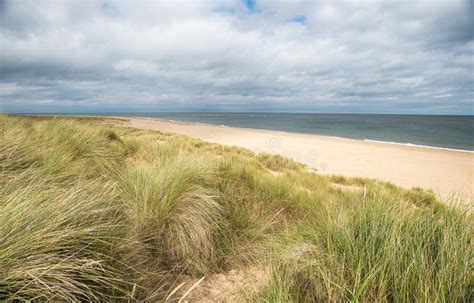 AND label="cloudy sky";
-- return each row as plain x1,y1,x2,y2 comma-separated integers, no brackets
0,0,473,114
